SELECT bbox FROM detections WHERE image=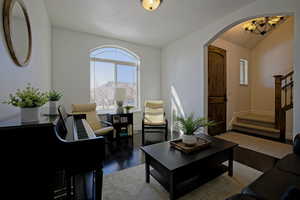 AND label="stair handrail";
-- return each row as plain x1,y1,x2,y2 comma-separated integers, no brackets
273,70,294,142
